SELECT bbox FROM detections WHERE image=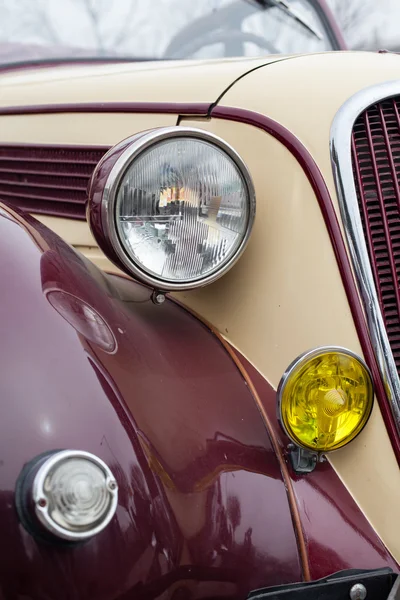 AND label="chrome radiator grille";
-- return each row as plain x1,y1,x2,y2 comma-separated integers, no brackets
352,97,400,373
